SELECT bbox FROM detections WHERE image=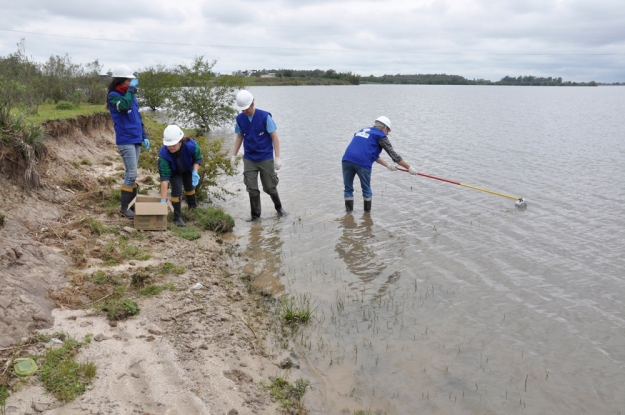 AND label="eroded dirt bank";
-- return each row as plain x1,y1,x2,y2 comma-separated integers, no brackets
1,115,304,415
